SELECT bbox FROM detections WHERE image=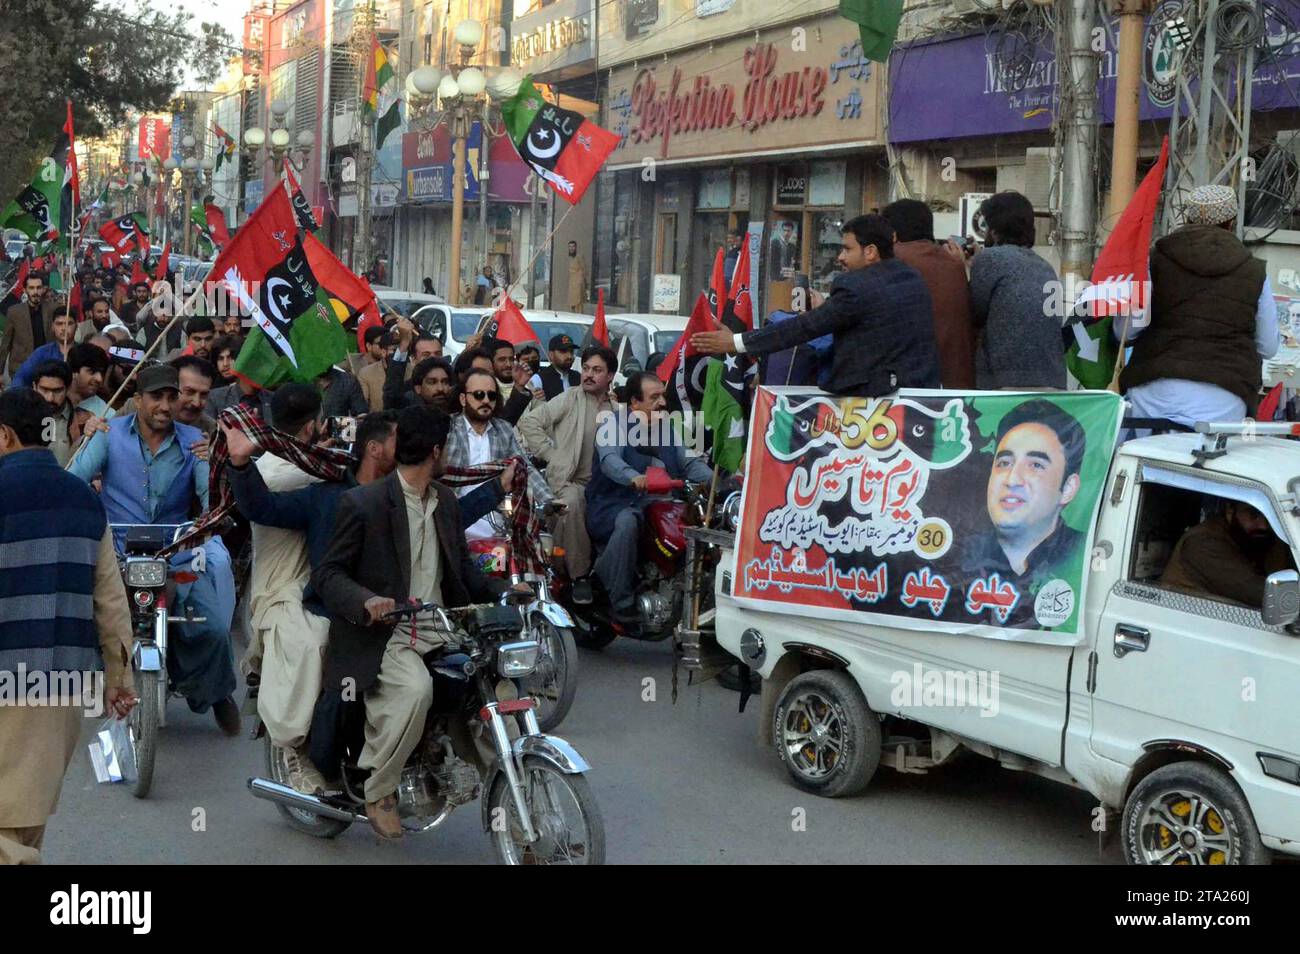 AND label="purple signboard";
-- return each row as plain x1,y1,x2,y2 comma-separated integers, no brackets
889,1,1300,143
